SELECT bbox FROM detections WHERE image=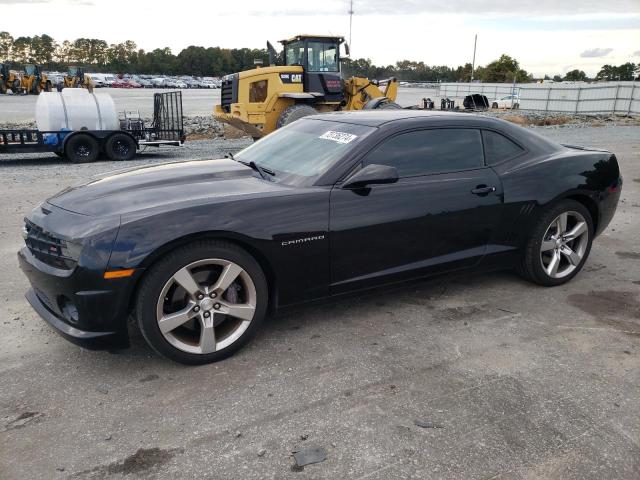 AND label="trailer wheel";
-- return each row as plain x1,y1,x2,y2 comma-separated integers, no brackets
105,133,136,161
66,134,99,163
